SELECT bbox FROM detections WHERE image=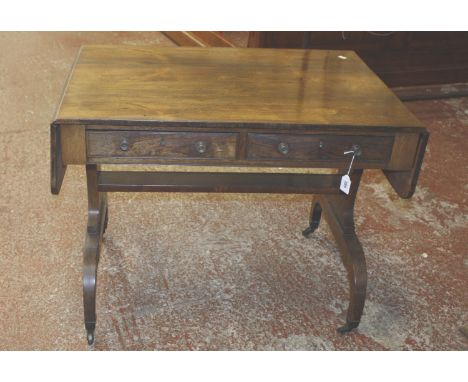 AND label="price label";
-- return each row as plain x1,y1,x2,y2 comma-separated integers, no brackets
340,145,360,195
340,174,351,194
